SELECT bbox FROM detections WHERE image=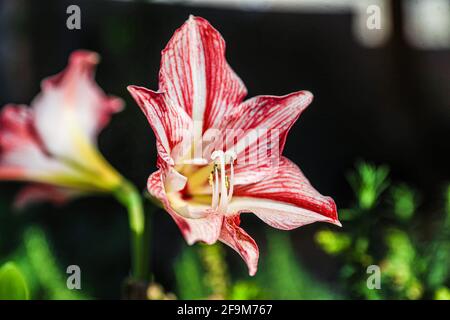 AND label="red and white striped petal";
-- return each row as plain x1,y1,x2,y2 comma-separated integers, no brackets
127,85,193,165
147,169,223,245
230,157,340,230
14,184,81,209
32,50,123,163
219,215,259,276
223,91,313,168
159,15,247,140
0,105,78,181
